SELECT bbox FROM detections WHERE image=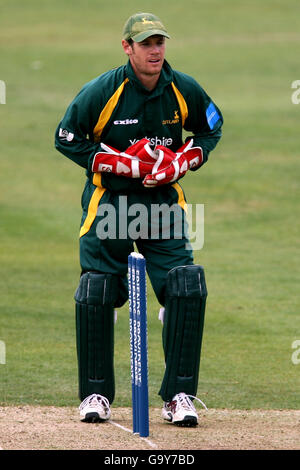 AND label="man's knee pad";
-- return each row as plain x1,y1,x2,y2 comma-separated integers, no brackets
159,265,207,402
74,271,119,403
